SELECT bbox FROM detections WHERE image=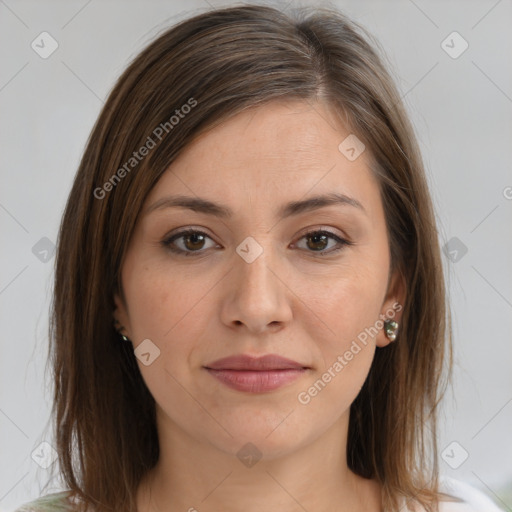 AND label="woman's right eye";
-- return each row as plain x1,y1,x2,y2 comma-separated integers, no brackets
161,229,218,257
